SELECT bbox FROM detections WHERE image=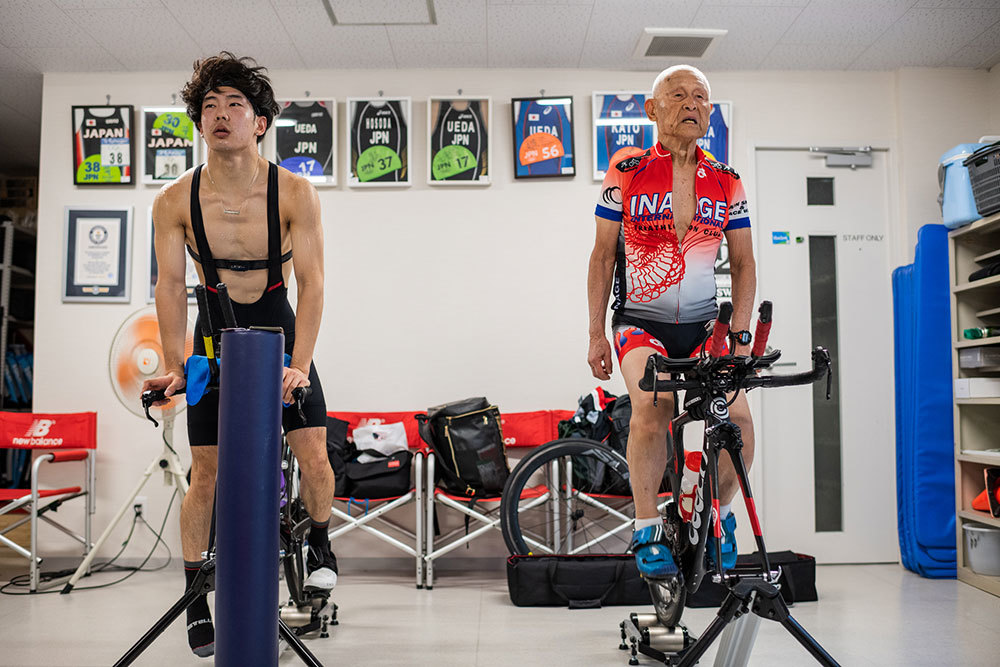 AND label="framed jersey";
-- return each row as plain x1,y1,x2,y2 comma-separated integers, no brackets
141,107,198,185
591,92,654,181
346,97,411,187
699,101,731,166
511,96,575,179
591,95,733,180
427,96,491,186
147,206,199,303
71,105,134,186
273,99,336,186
